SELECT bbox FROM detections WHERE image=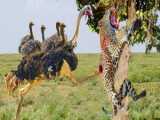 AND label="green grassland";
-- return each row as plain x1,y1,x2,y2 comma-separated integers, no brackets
0,53,160,120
